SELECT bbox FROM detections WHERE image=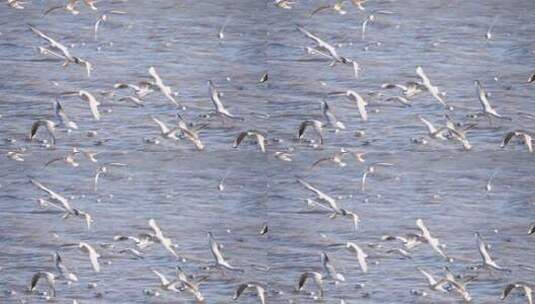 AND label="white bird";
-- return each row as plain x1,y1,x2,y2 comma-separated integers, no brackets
361,162,393,191
55,252,78,282
298,179,346,215
274,0,294,9
345,242,368,273
298,120,325,144
321,101,345,130
233,282,266,304
94,162,126,191
30,120,57,144
329,90,368,121
151,116,181,141
475,80,508,119
177,120,207,151
309,0,347,16
149,219,180,259
208,80,242,120
7,0,25,9
418,115,447,139
501,282,533,304
297,26,351,65
417,219,448,259
321,252,345,282
29,272,56,297
218,17,229,40
501,130,533,153
61,90,101,121
114,81,153,99
62,242,100,273
311,150,347,168
54,100,78,129
152,269,180,292
148,66,181,107
417,267,447,292
296,272,324,298
416,66,446,106
233,130,267,153
475,232,505,270
29,25,92,77
362,11,394,40
208,232,241,271
94,11,126,40
382,81,426,98
485,17,497,40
